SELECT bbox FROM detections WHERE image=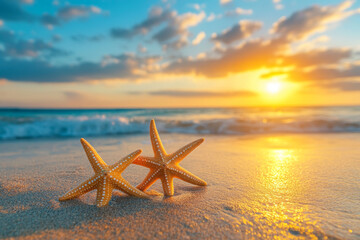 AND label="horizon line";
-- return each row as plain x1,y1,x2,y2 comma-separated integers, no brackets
0,104,360,110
